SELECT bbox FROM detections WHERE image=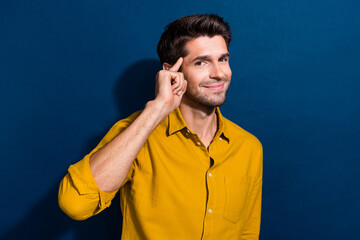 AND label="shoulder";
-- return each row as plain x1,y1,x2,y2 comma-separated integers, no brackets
222,116,262,149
